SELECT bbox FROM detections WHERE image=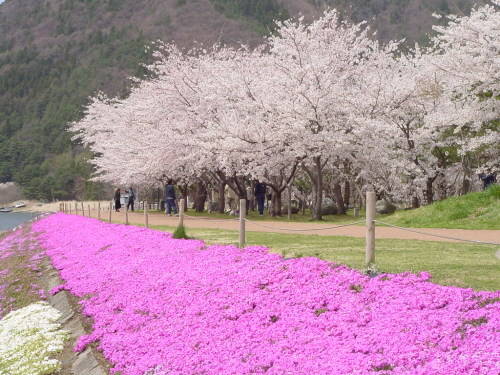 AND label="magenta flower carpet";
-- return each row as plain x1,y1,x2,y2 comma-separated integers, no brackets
27,214,499,374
